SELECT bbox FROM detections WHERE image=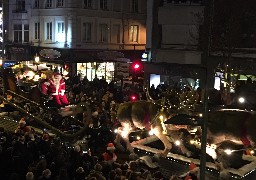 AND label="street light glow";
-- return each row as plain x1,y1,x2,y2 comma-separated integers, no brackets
238,97,245,104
